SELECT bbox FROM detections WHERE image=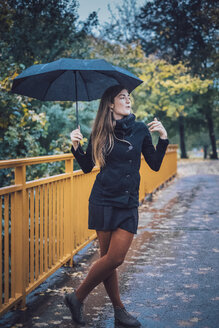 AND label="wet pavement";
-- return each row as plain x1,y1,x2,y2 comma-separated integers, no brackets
1,159,219,328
